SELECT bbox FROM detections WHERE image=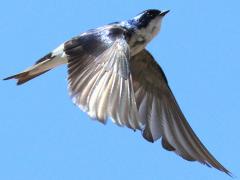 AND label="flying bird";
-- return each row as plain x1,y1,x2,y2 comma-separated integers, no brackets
4,9,230,175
